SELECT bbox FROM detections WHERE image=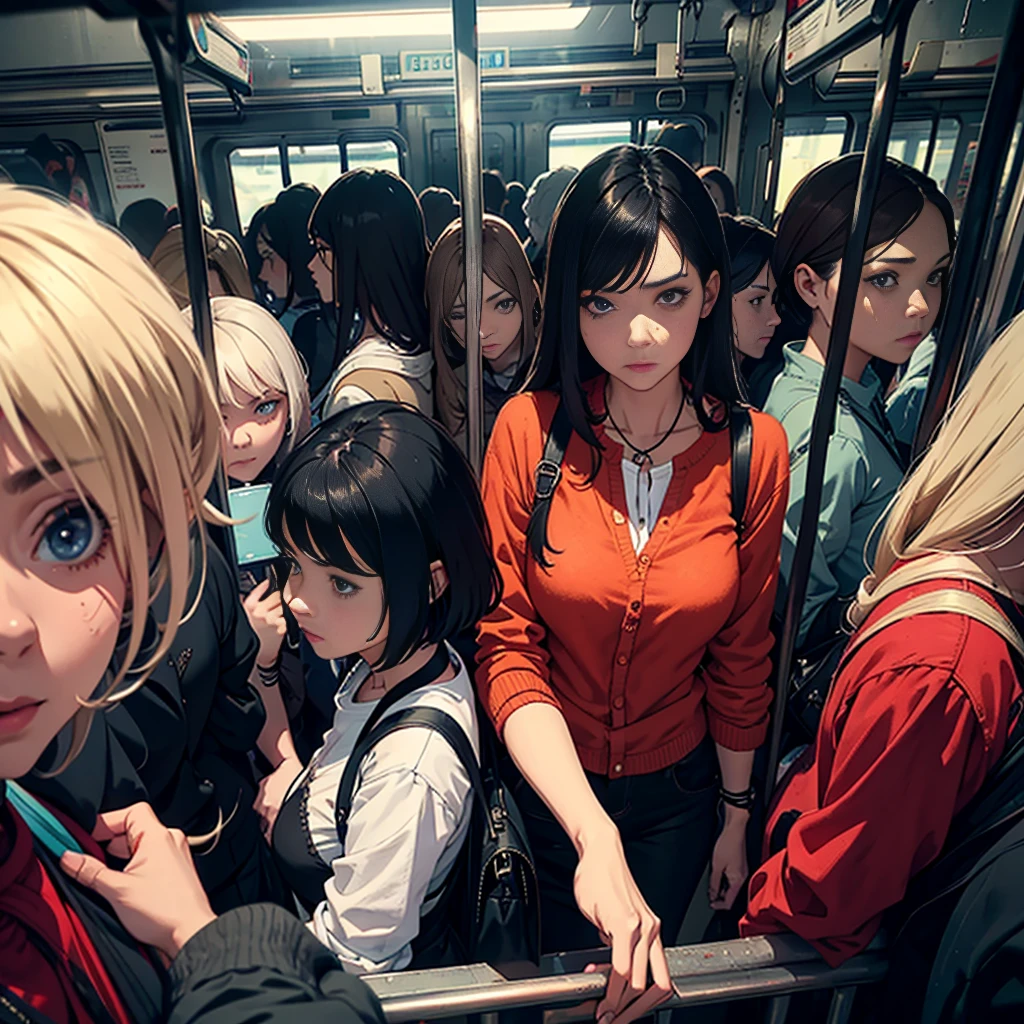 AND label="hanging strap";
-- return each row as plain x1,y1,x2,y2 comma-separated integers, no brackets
837,387,907,472
533,400,573,509
6,782,83,859
729,405,753,542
